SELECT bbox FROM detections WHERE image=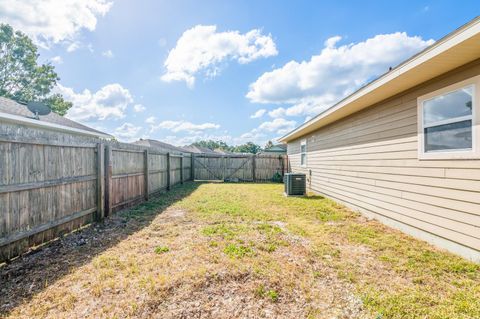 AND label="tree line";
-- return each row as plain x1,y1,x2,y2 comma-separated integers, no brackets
192,140,275,154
